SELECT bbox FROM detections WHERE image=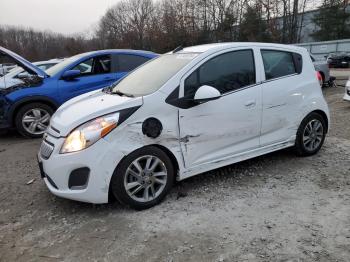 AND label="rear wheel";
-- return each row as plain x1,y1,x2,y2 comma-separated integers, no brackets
111,146,174,210
15,103,53,138
294,112,326,156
